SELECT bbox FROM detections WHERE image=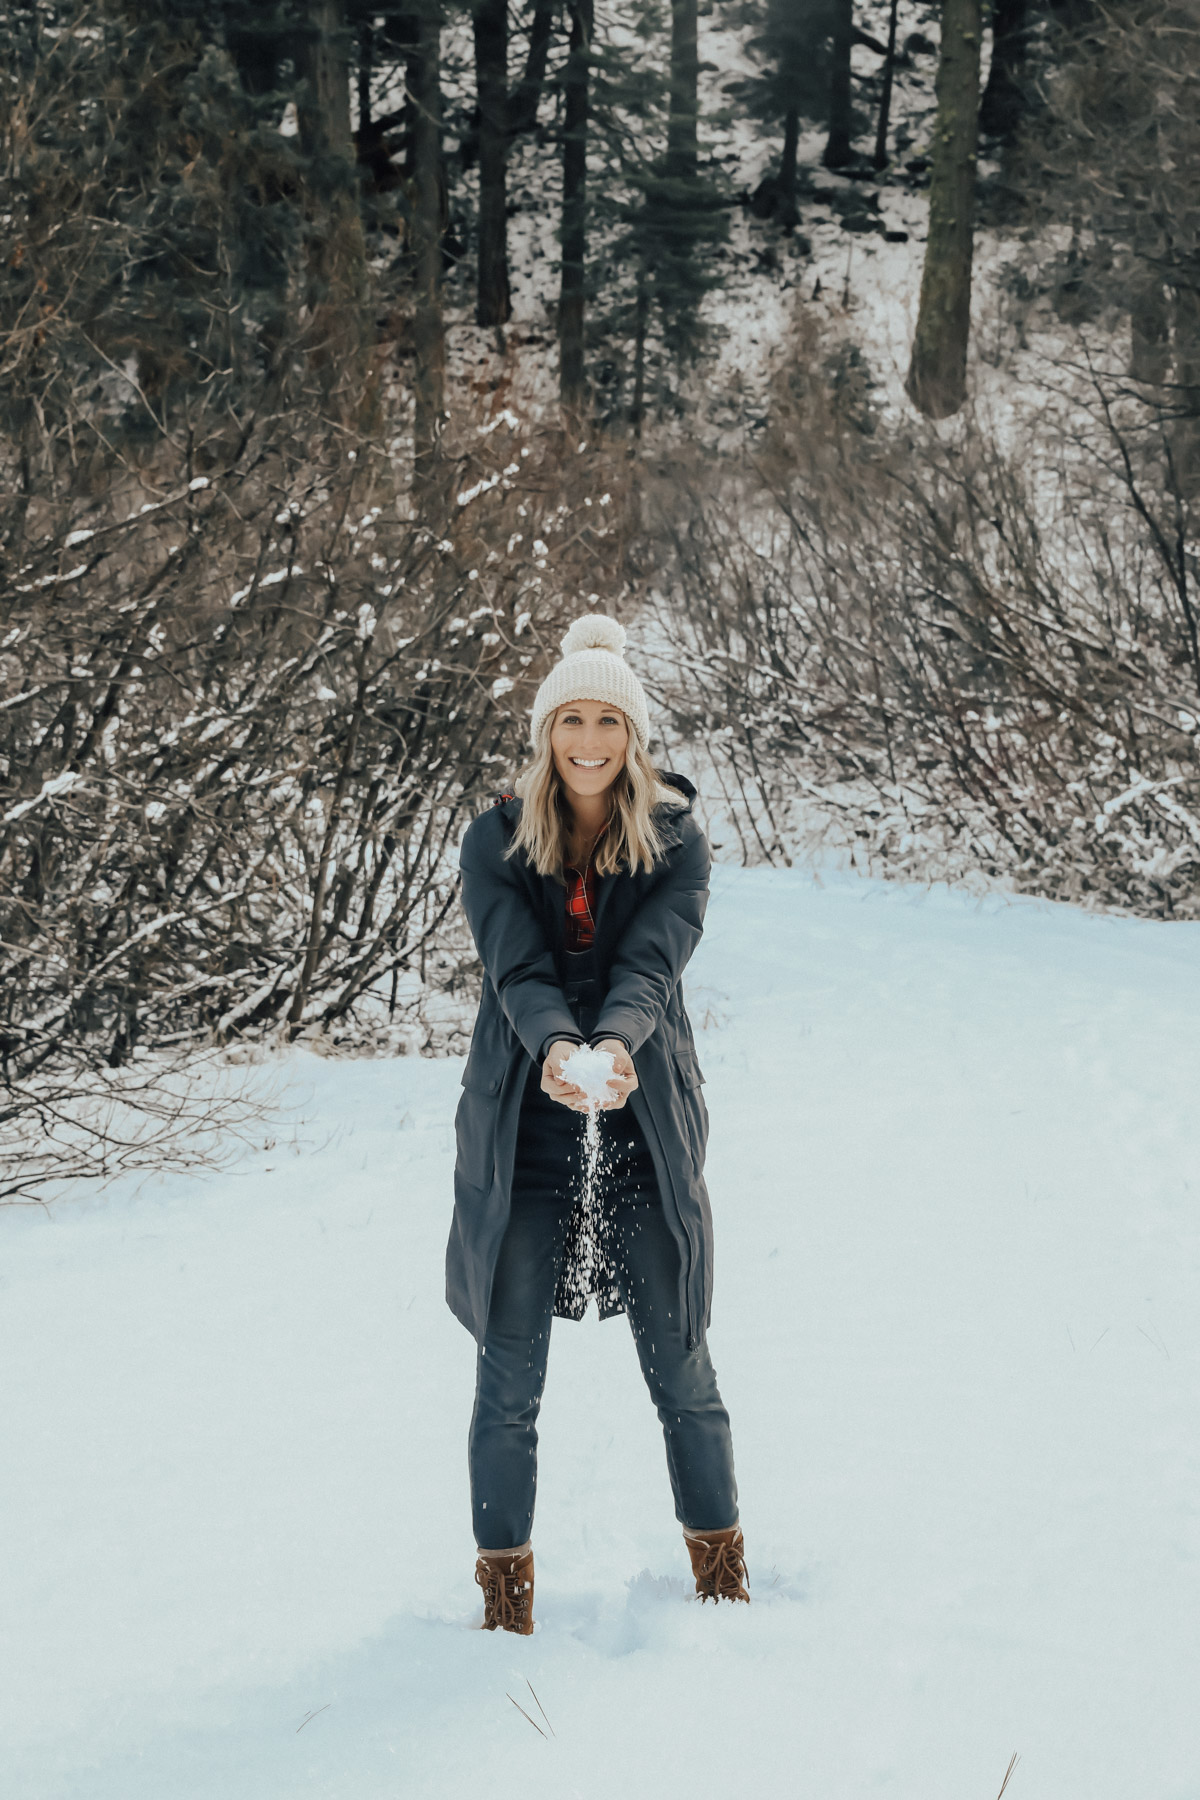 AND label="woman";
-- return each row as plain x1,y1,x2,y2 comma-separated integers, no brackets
447,614,747,1634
